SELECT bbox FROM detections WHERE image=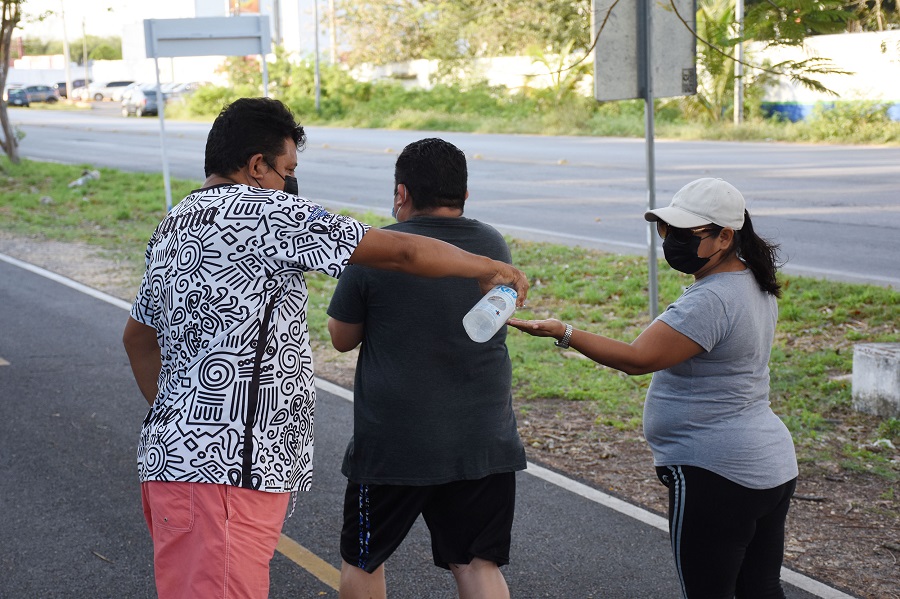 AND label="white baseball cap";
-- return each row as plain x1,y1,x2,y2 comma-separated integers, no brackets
644,178,745,230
